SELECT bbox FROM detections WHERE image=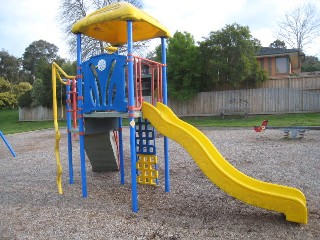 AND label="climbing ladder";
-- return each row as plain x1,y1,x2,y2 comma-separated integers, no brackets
135,118,158,185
